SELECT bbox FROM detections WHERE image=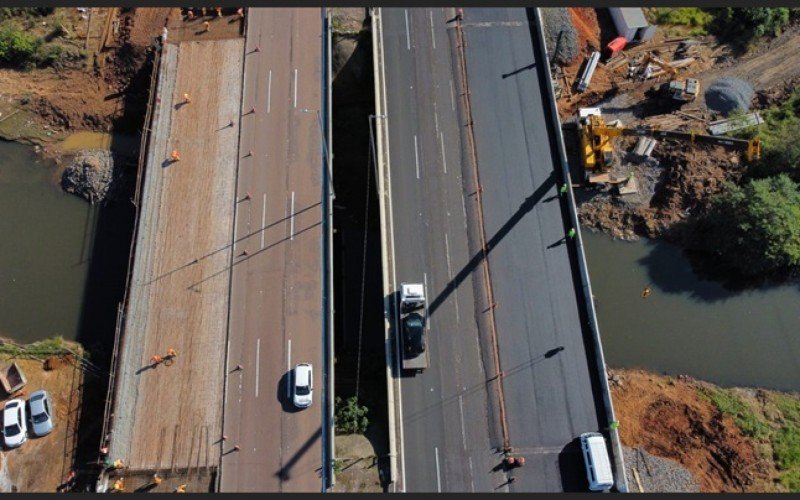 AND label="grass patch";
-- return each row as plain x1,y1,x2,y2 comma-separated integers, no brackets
768,393,800,491
649,8,713,36
0,336,84,360
699,387,770,439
